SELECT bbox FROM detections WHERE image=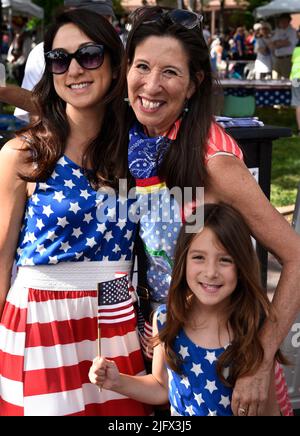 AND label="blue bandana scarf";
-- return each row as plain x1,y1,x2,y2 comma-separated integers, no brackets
128,123,172,179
